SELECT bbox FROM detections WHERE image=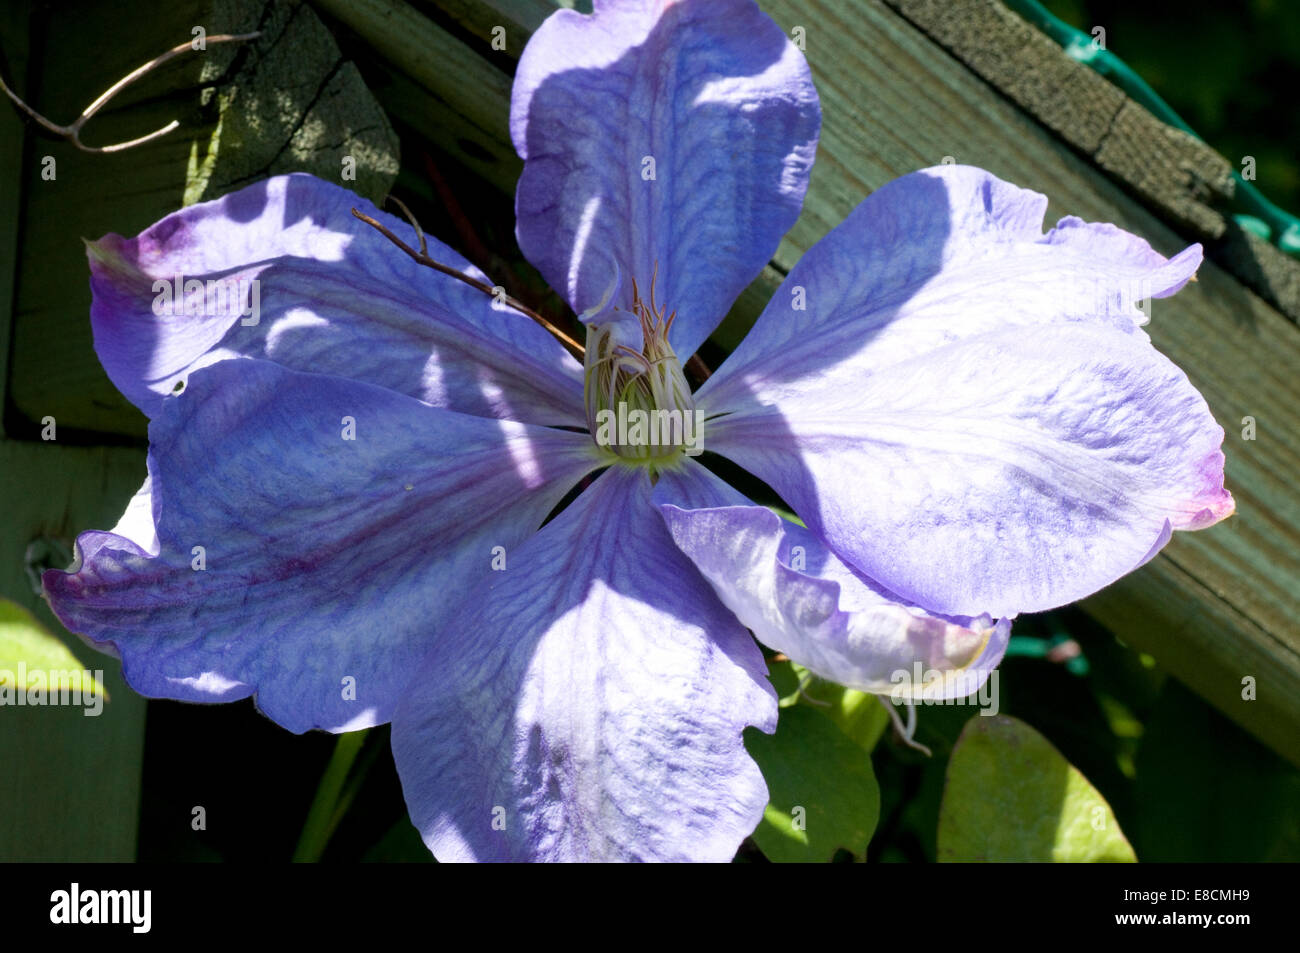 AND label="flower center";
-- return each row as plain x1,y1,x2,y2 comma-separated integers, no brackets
584,277,701,462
